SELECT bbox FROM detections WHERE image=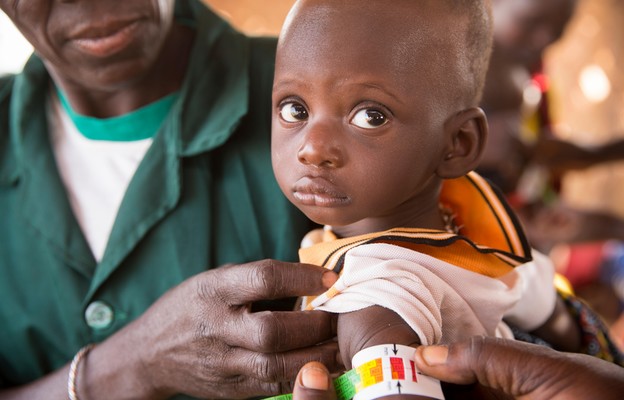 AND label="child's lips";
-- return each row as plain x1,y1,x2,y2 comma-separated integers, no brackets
293,177,350,207
69,20,141,58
